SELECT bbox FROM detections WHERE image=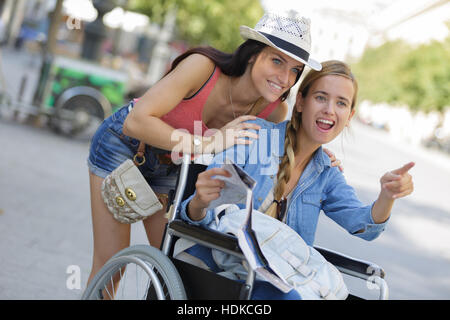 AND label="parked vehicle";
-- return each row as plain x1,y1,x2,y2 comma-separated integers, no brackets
40,55,128,136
